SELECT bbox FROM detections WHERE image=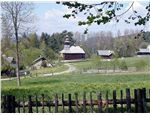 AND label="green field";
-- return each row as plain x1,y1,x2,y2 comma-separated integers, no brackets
71,56,150,71
31,63,69,74
2,73,150,99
